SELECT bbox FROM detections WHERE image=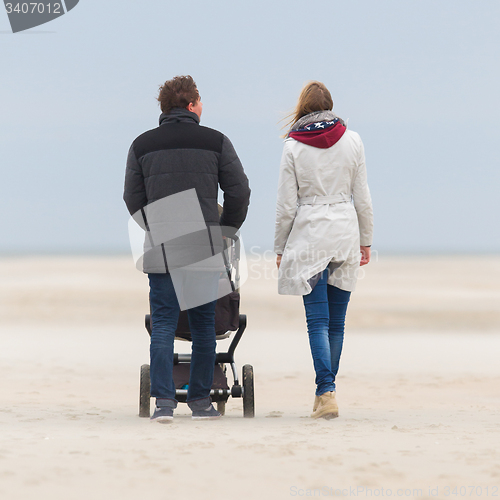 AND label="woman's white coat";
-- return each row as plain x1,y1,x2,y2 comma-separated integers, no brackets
274,130,373,295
